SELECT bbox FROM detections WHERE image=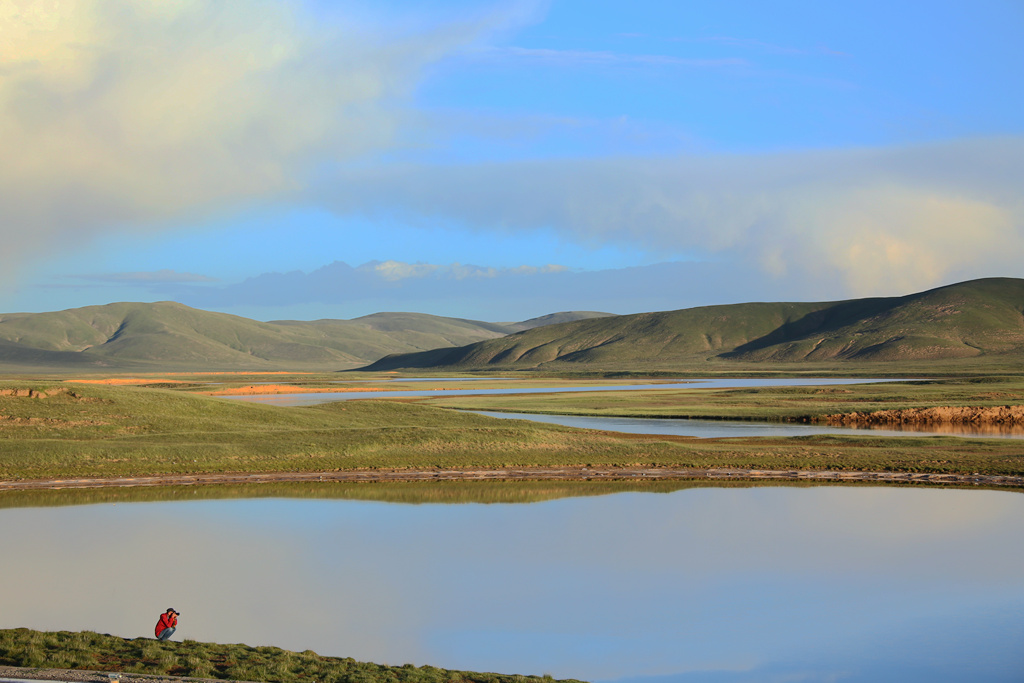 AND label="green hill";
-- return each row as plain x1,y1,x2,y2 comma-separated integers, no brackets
361,278,1024,371
500,311,614,332
0,303,611,371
